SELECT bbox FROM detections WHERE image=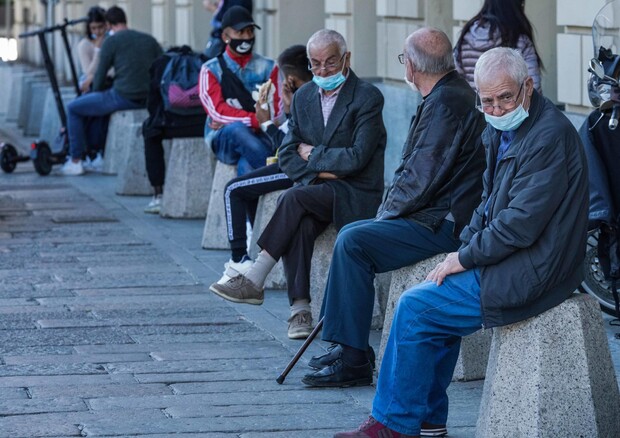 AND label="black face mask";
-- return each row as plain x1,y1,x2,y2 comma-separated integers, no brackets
229,37,255,54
